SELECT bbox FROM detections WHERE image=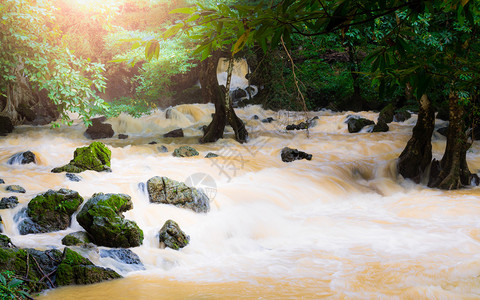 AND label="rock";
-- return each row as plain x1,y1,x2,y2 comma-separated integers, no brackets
56,248,121,286
147,176,210,213
172,146,199,157
118,134,128,139
163,128,184,138
165,107,173,119
0,115,14,135
0,196,19,209
148,141,158,145
7,151,36,165
0,234,14,247
261,117,274,123
0,179,4,184
6,185,25,193
76,193,144,248
51,142,111,173
253,115,259,120
18,189,83,235
372,120,389,132
157,145,168,153
378,103,394,124
286,117,319,130
62,231,92,246
159,220,189,250
66,173,82,182
346,116,375,133
99,249,143,267
281,147,312,163
393,111,411,122
84,116,114,139
437,126,448,137
205,152,219,158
